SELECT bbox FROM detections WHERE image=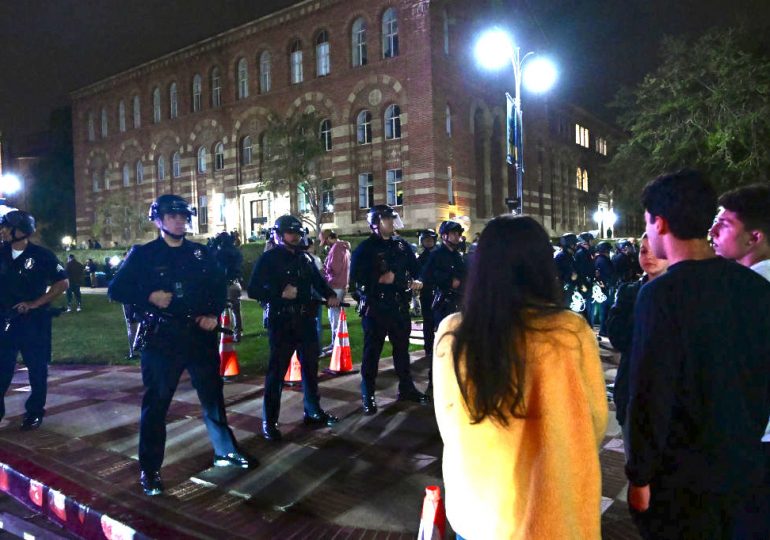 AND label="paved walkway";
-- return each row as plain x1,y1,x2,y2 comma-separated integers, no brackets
0,340,640,539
